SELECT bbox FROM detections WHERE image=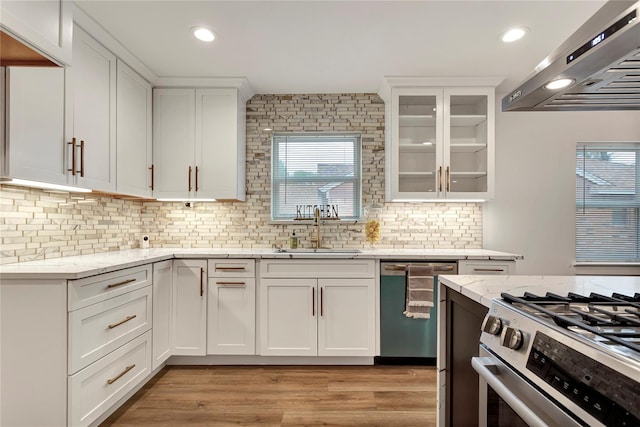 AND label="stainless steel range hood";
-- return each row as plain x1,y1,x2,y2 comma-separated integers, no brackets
502,0,640,111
